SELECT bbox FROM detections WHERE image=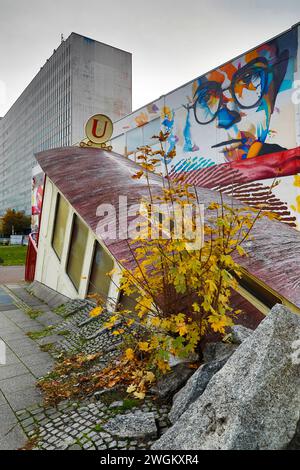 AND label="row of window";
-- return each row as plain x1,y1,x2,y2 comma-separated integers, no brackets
52,193,114,298
111,118,161,157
